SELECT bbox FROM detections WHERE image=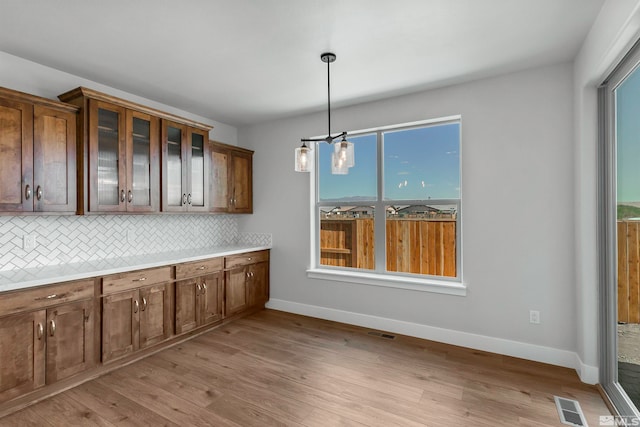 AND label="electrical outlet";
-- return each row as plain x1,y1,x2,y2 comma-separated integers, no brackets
23,234,37,251
529,310,541,324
